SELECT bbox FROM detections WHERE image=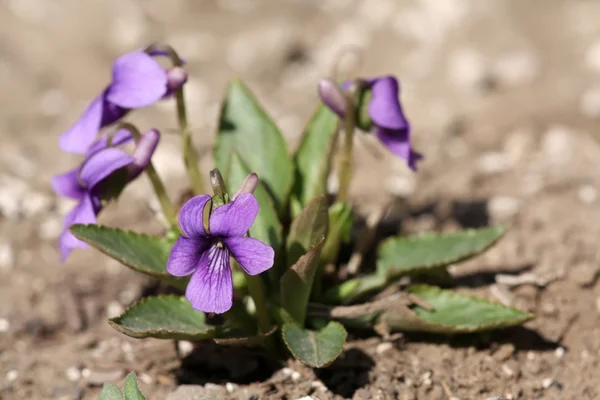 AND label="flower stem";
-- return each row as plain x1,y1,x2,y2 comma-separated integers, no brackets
336,89,357,203
146,43,205,195
117,123,177,227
